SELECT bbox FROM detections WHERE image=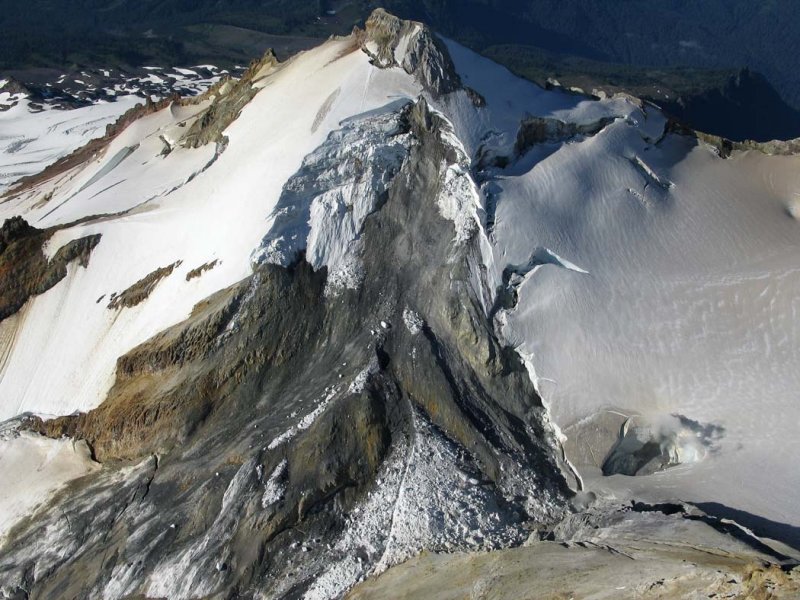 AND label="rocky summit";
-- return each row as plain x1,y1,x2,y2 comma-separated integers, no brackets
0,9,799,600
